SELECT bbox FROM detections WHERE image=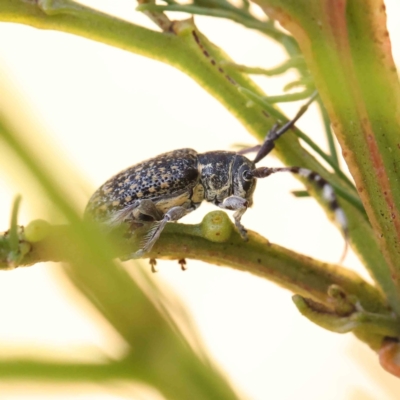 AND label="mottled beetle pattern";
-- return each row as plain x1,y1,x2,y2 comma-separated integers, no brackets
85,148,257,257
85,149,203,222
